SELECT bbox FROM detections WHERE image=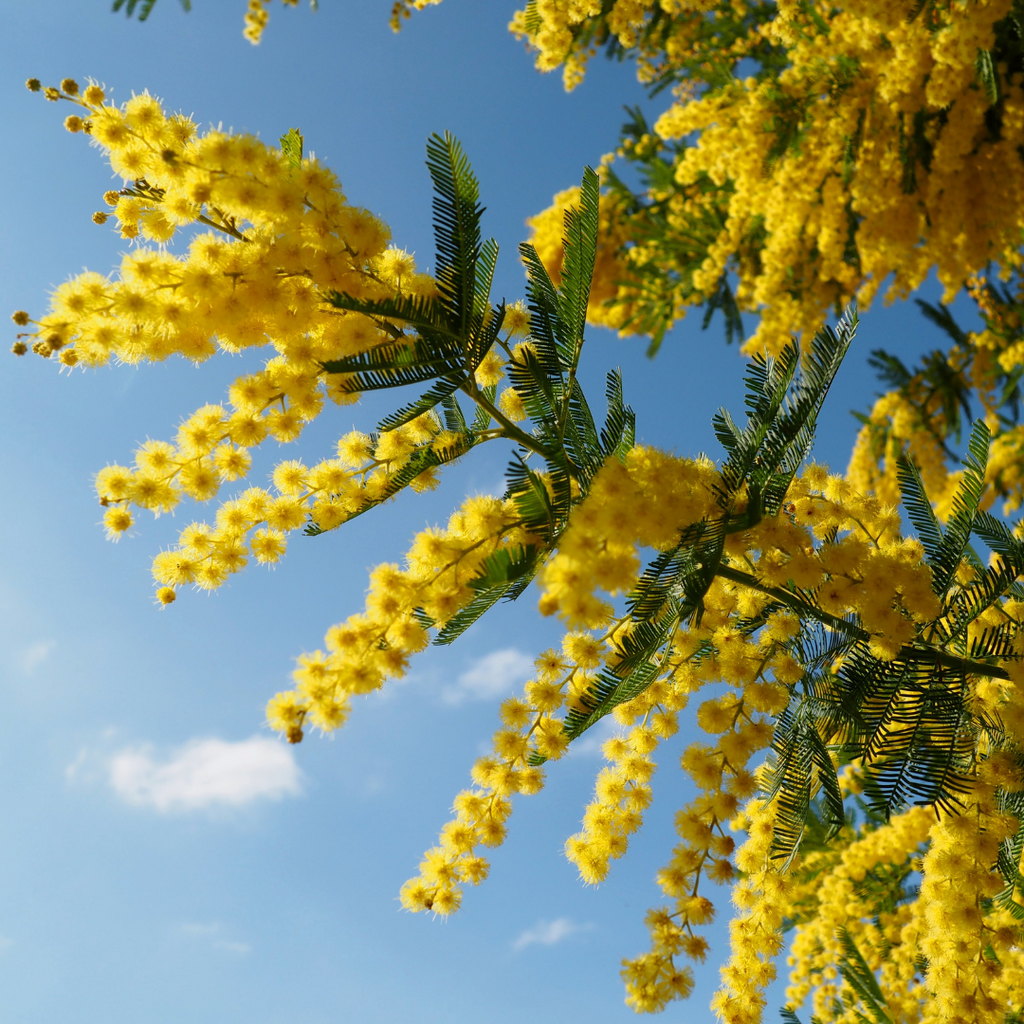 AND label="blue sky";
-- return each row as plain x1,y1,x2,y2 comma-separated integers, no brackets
0,3,980,1022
